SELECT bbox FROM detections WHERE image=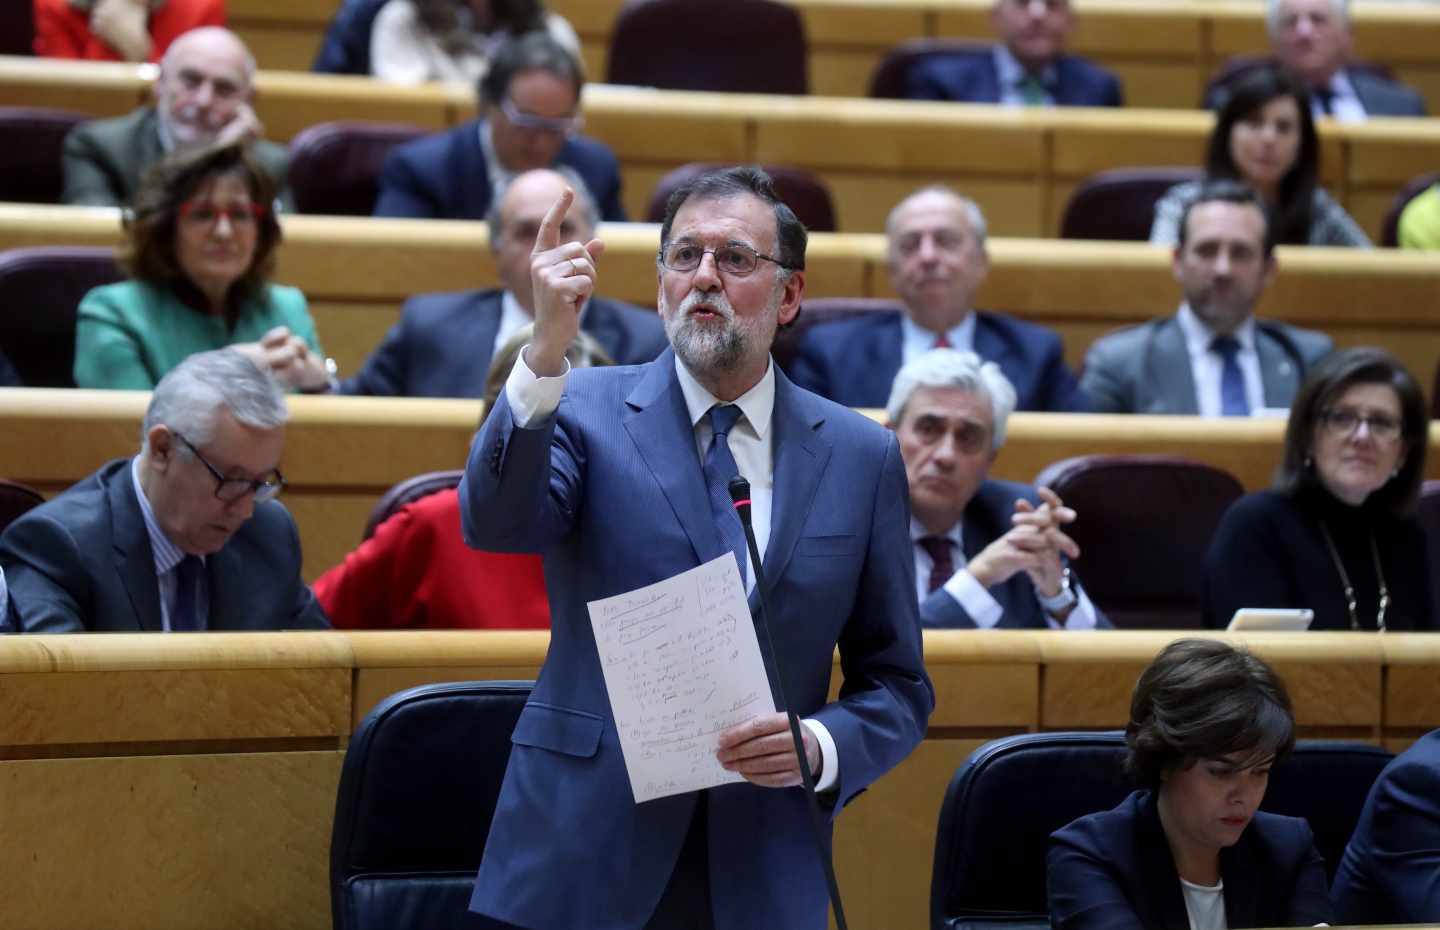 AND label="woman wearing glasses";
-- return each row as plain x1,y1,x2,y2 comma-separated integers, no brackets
1203,347,1433,630
74,142,331,392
